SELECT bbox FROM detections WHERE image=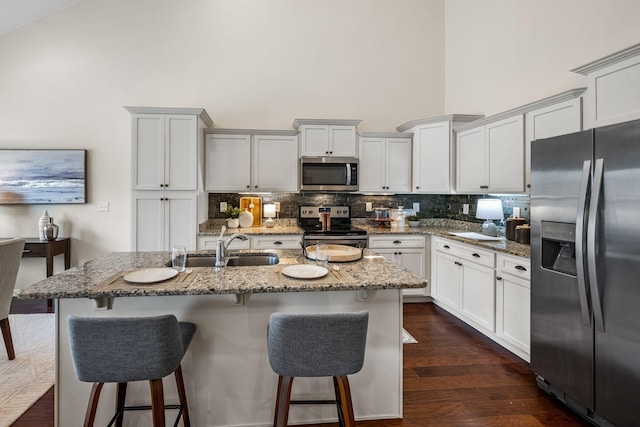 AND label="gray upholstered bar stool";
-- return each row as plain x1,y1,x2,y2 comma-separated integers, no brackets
267,311,369,427
68,314,196,427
